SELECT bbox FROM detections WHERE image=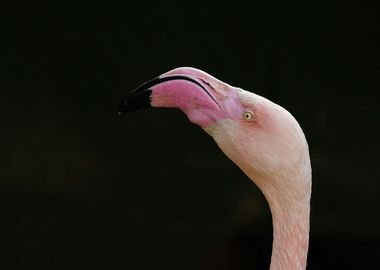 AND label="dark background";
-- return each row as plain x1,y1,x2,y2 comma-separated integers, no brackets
1,2,379,270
